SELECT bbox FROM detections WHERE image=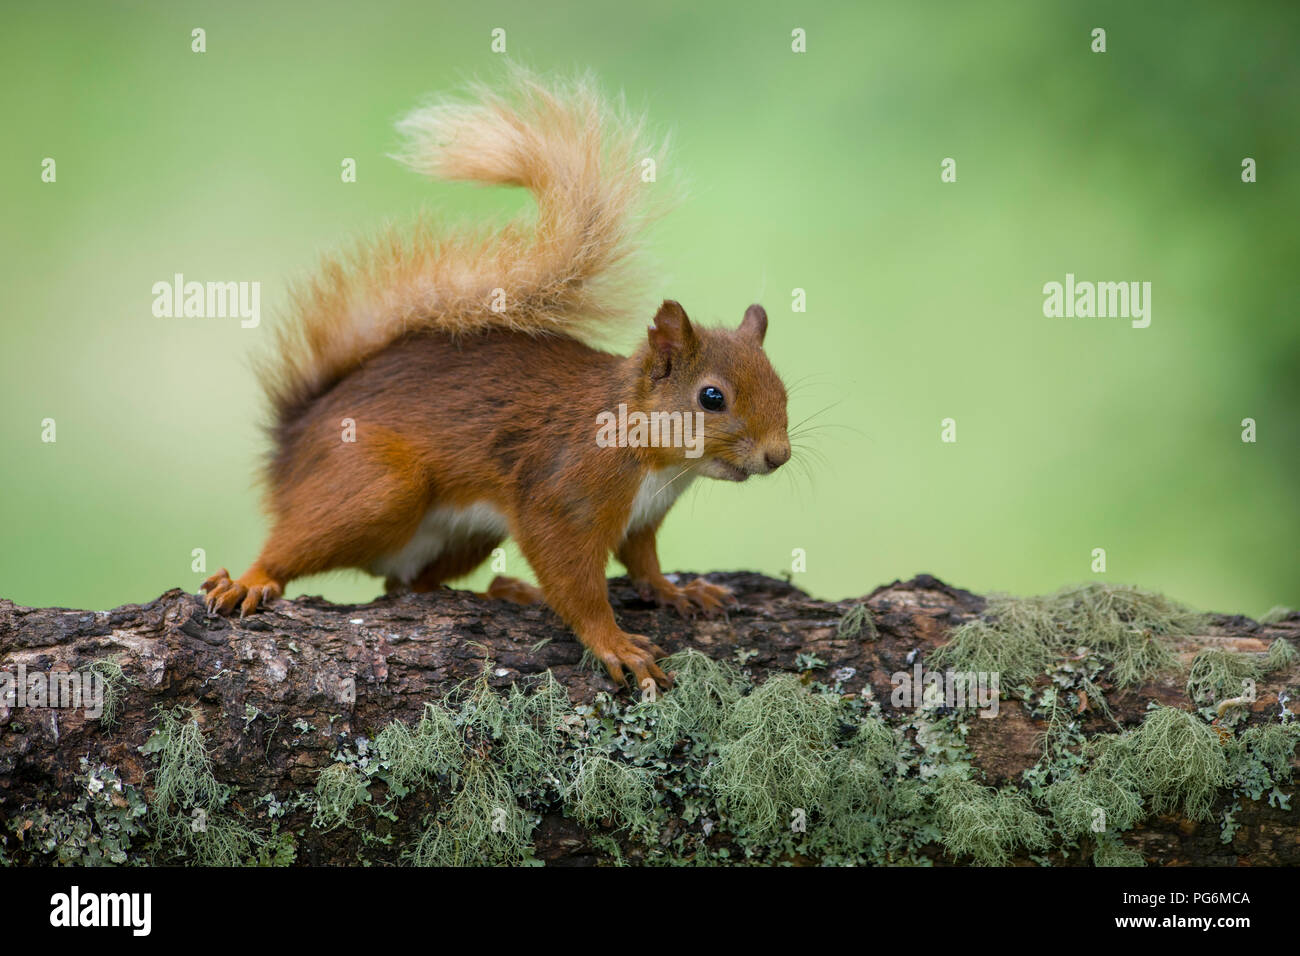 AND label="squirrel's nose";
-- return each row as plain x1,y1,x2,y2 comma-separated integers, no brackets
764,443,791,471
